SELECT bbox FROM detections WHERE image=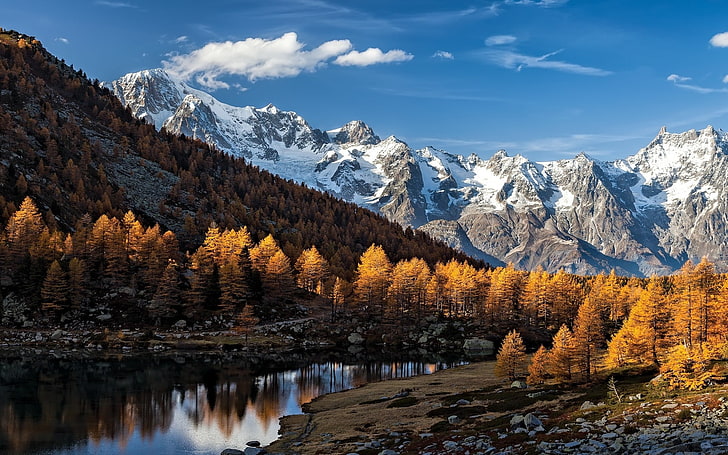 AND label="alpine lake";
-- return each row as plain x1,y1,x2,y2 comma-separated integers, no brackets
0,349,468,455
